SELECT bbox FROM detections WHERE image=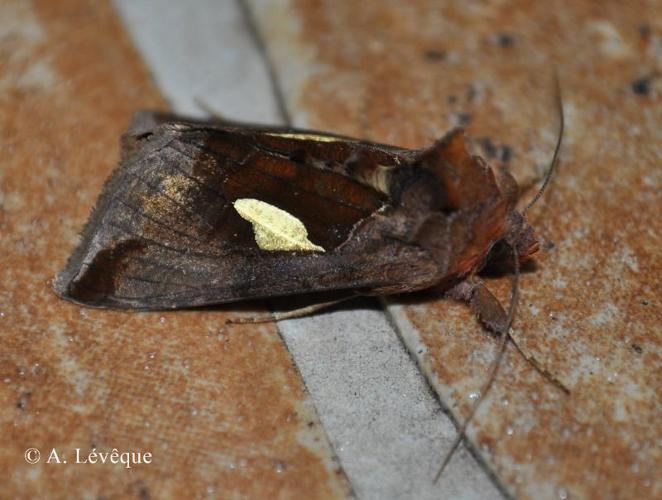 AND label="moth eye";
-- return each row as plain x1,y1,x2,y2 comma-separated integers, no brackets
486,240,511,262
479,240,515,277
